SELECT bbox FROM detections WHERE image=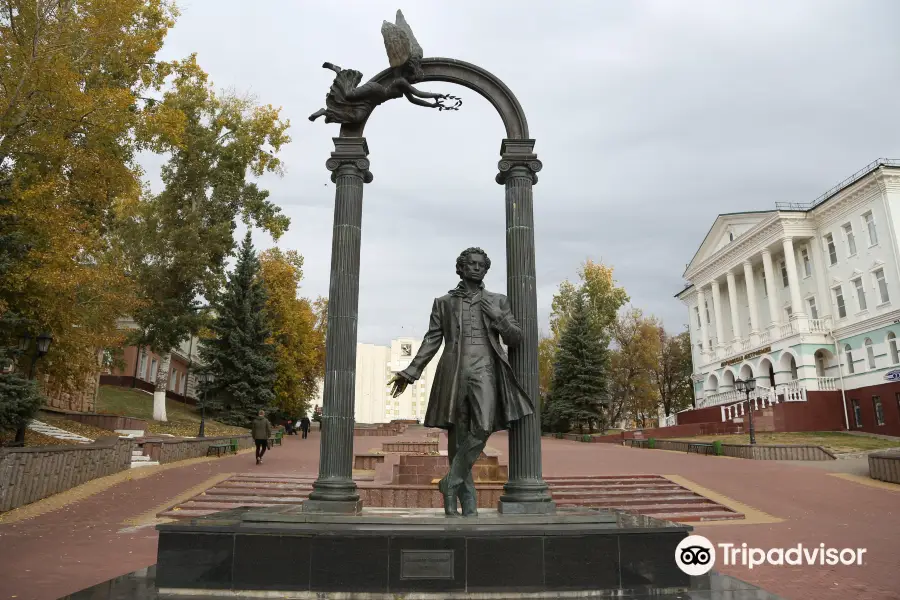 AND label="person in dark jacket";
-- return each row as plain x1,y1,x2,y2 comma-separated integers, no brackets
300,416,311,439
251,410,272,464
